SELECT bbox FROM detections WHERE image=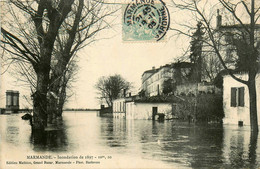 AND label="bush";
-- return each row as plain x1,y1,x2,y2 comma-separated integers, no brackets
173,93,224,123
